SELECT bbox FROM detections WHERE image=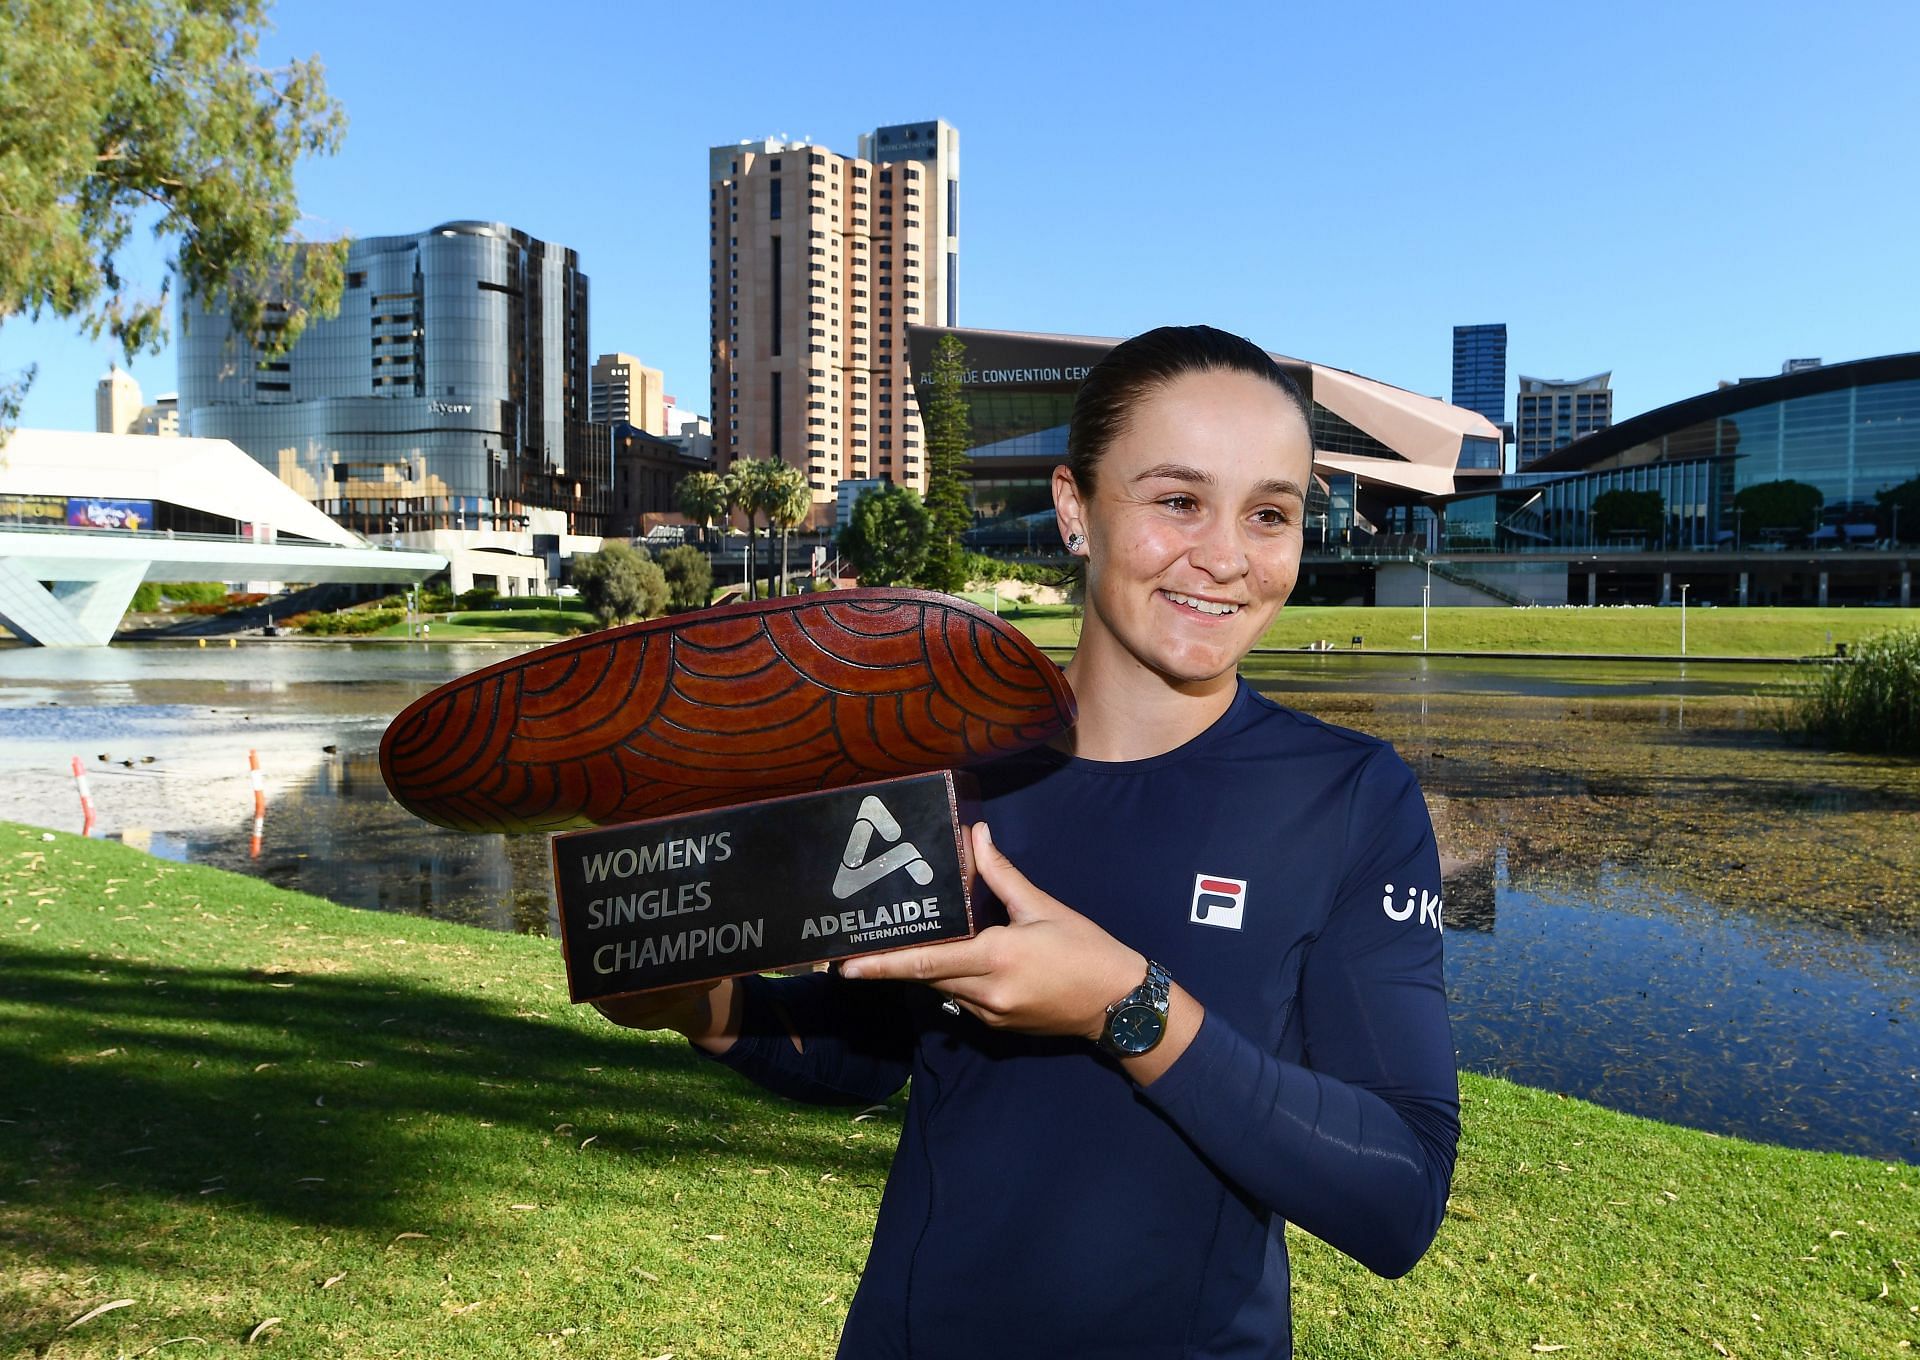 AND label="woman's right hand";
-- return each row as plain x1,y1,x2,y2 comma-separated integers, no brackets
592,978,740,1053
